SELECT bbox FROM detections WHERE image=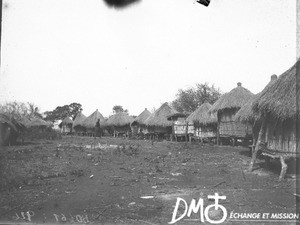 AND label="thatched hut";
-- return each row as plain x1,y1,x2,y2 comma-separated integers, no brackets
26,117,56,140
0,113,19,146
167,112,189,142
106,112,134,137
186,102,217,143
210,82,254,145
248,61,299,180
131,108,151,137
72,111,87,135
27,117,50,128
60,117,73,134
145,102,178,140
83,109,105,136
235,75,278,149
